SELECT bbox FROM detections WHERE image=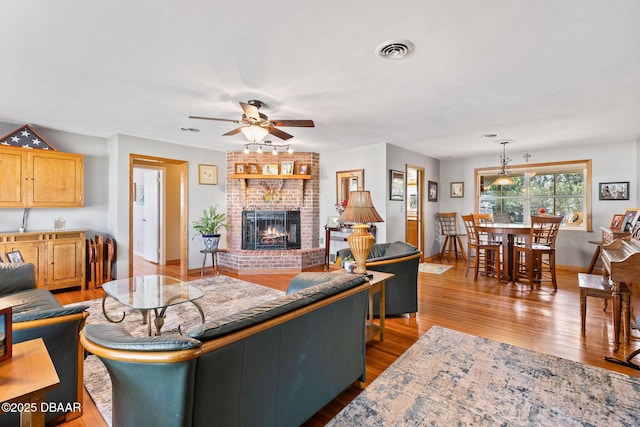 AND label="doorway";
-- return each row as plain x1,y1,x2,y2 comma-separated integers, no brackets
405,165,425,260
129,154,188,278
